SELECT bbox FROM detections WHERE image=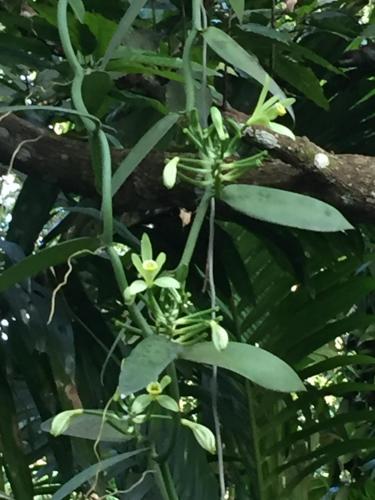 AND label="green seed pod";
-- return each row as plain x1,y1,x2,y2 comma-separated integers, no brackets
163,156,179,189
210,106,229,141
